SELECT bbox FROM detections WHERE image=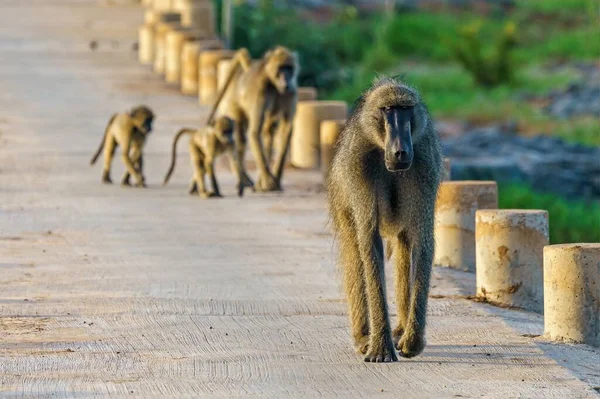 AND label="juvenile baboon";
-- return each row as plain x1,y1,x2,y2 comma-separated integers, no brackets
326,77,442,362
90,105,154,187
163,116,244,198
207,46,299,192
